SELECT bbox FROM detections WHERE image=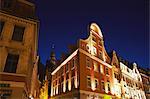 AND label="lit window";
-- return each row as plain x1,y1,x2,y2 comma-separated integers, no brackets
0,21,5,35
4,53,19,73
87,76,91,88
12,25,25,42
94,62,98,72
95,79,98,88
86,57,91,68
100,65,104,74
93,46,97,55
